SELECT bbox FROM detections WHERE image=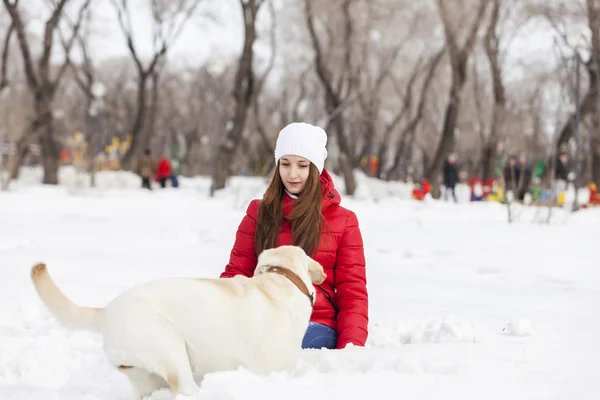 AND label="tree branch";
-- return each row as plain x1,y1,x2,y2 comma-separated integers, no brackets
53,0,92,89
2,0,39,90
0,18,15,92
38,0,69,81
